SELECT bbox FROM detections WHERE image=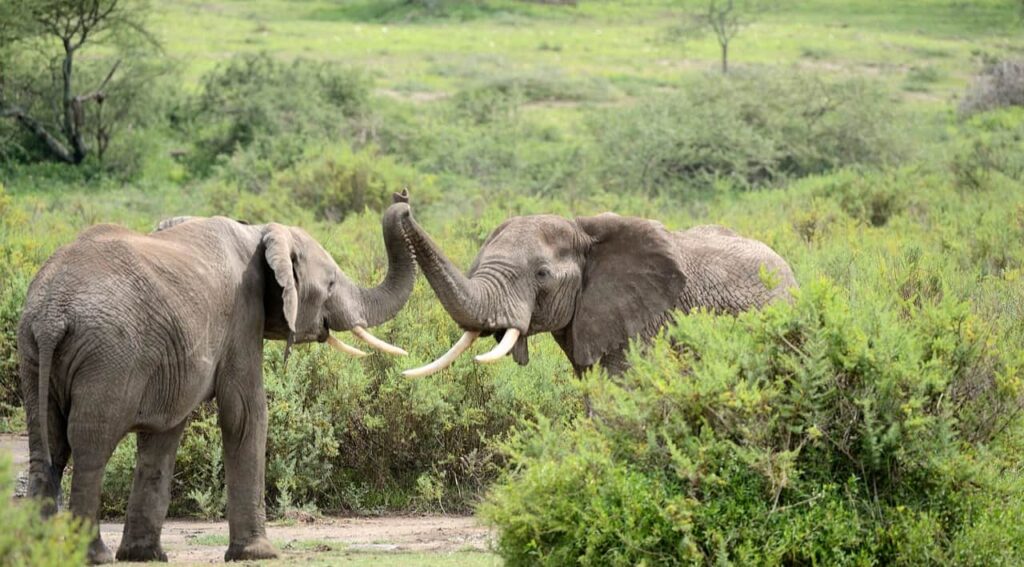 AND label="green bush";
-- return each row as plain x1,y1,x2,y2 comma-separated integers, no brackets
0,454,92,566
181,53,372,178
274,144,437,223
483,278,1024,565
951,108,1024,192
590,69,903,197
